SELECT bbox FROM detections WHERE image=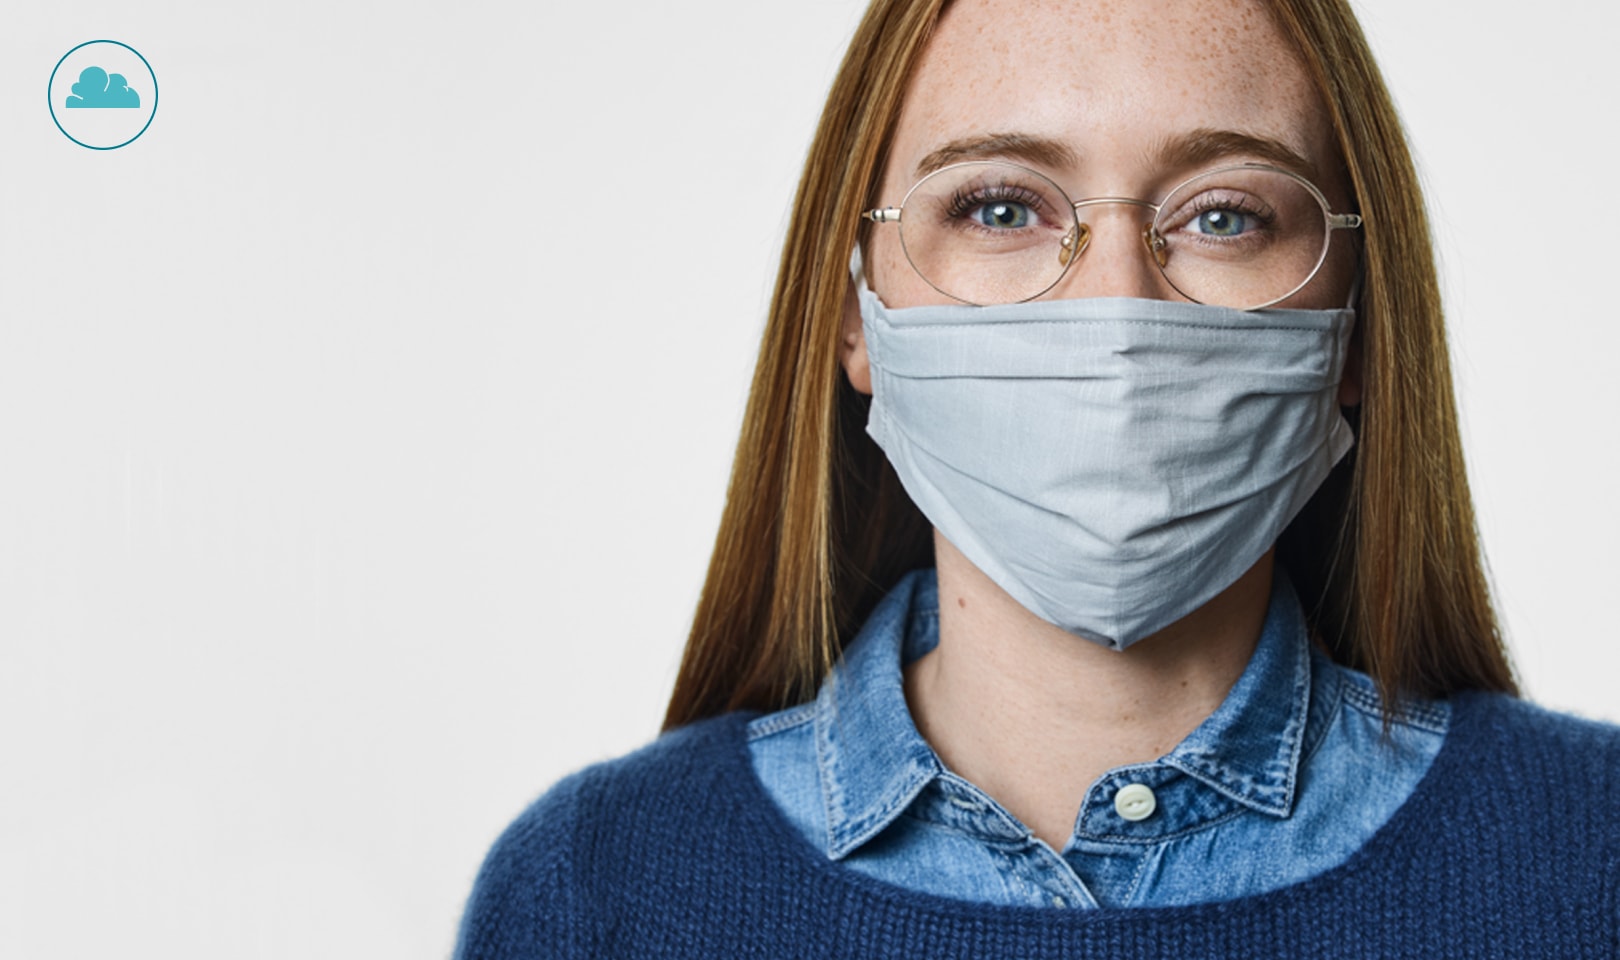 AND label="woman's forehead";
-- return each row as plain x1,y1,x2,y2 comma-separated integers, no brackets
888,0,1334,189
